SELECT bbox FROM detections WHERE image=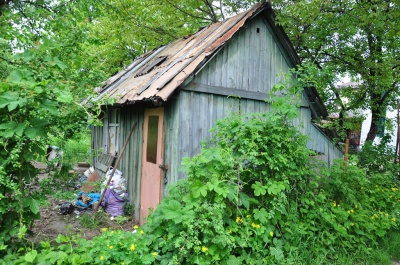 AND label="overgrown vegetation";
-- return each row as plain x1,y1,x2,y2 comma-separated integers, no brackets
1,0,398,263
1,87,399,264
80,211,108,229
